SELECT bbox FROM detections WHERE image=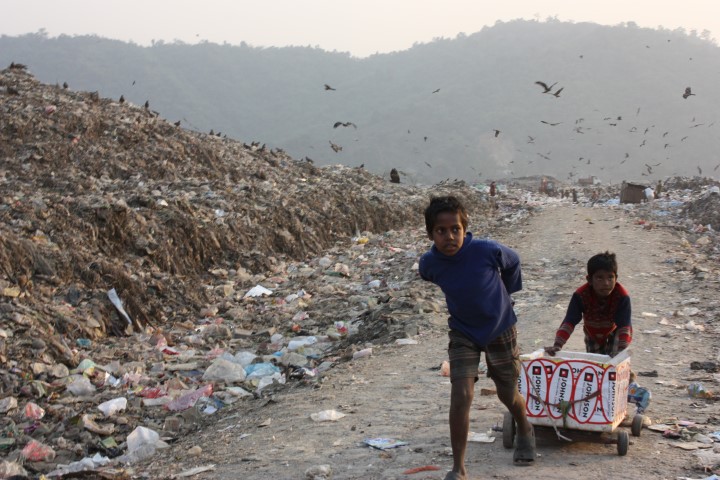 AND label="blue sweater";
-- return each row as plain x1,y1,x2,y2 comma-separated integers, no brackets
419,233,522,346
